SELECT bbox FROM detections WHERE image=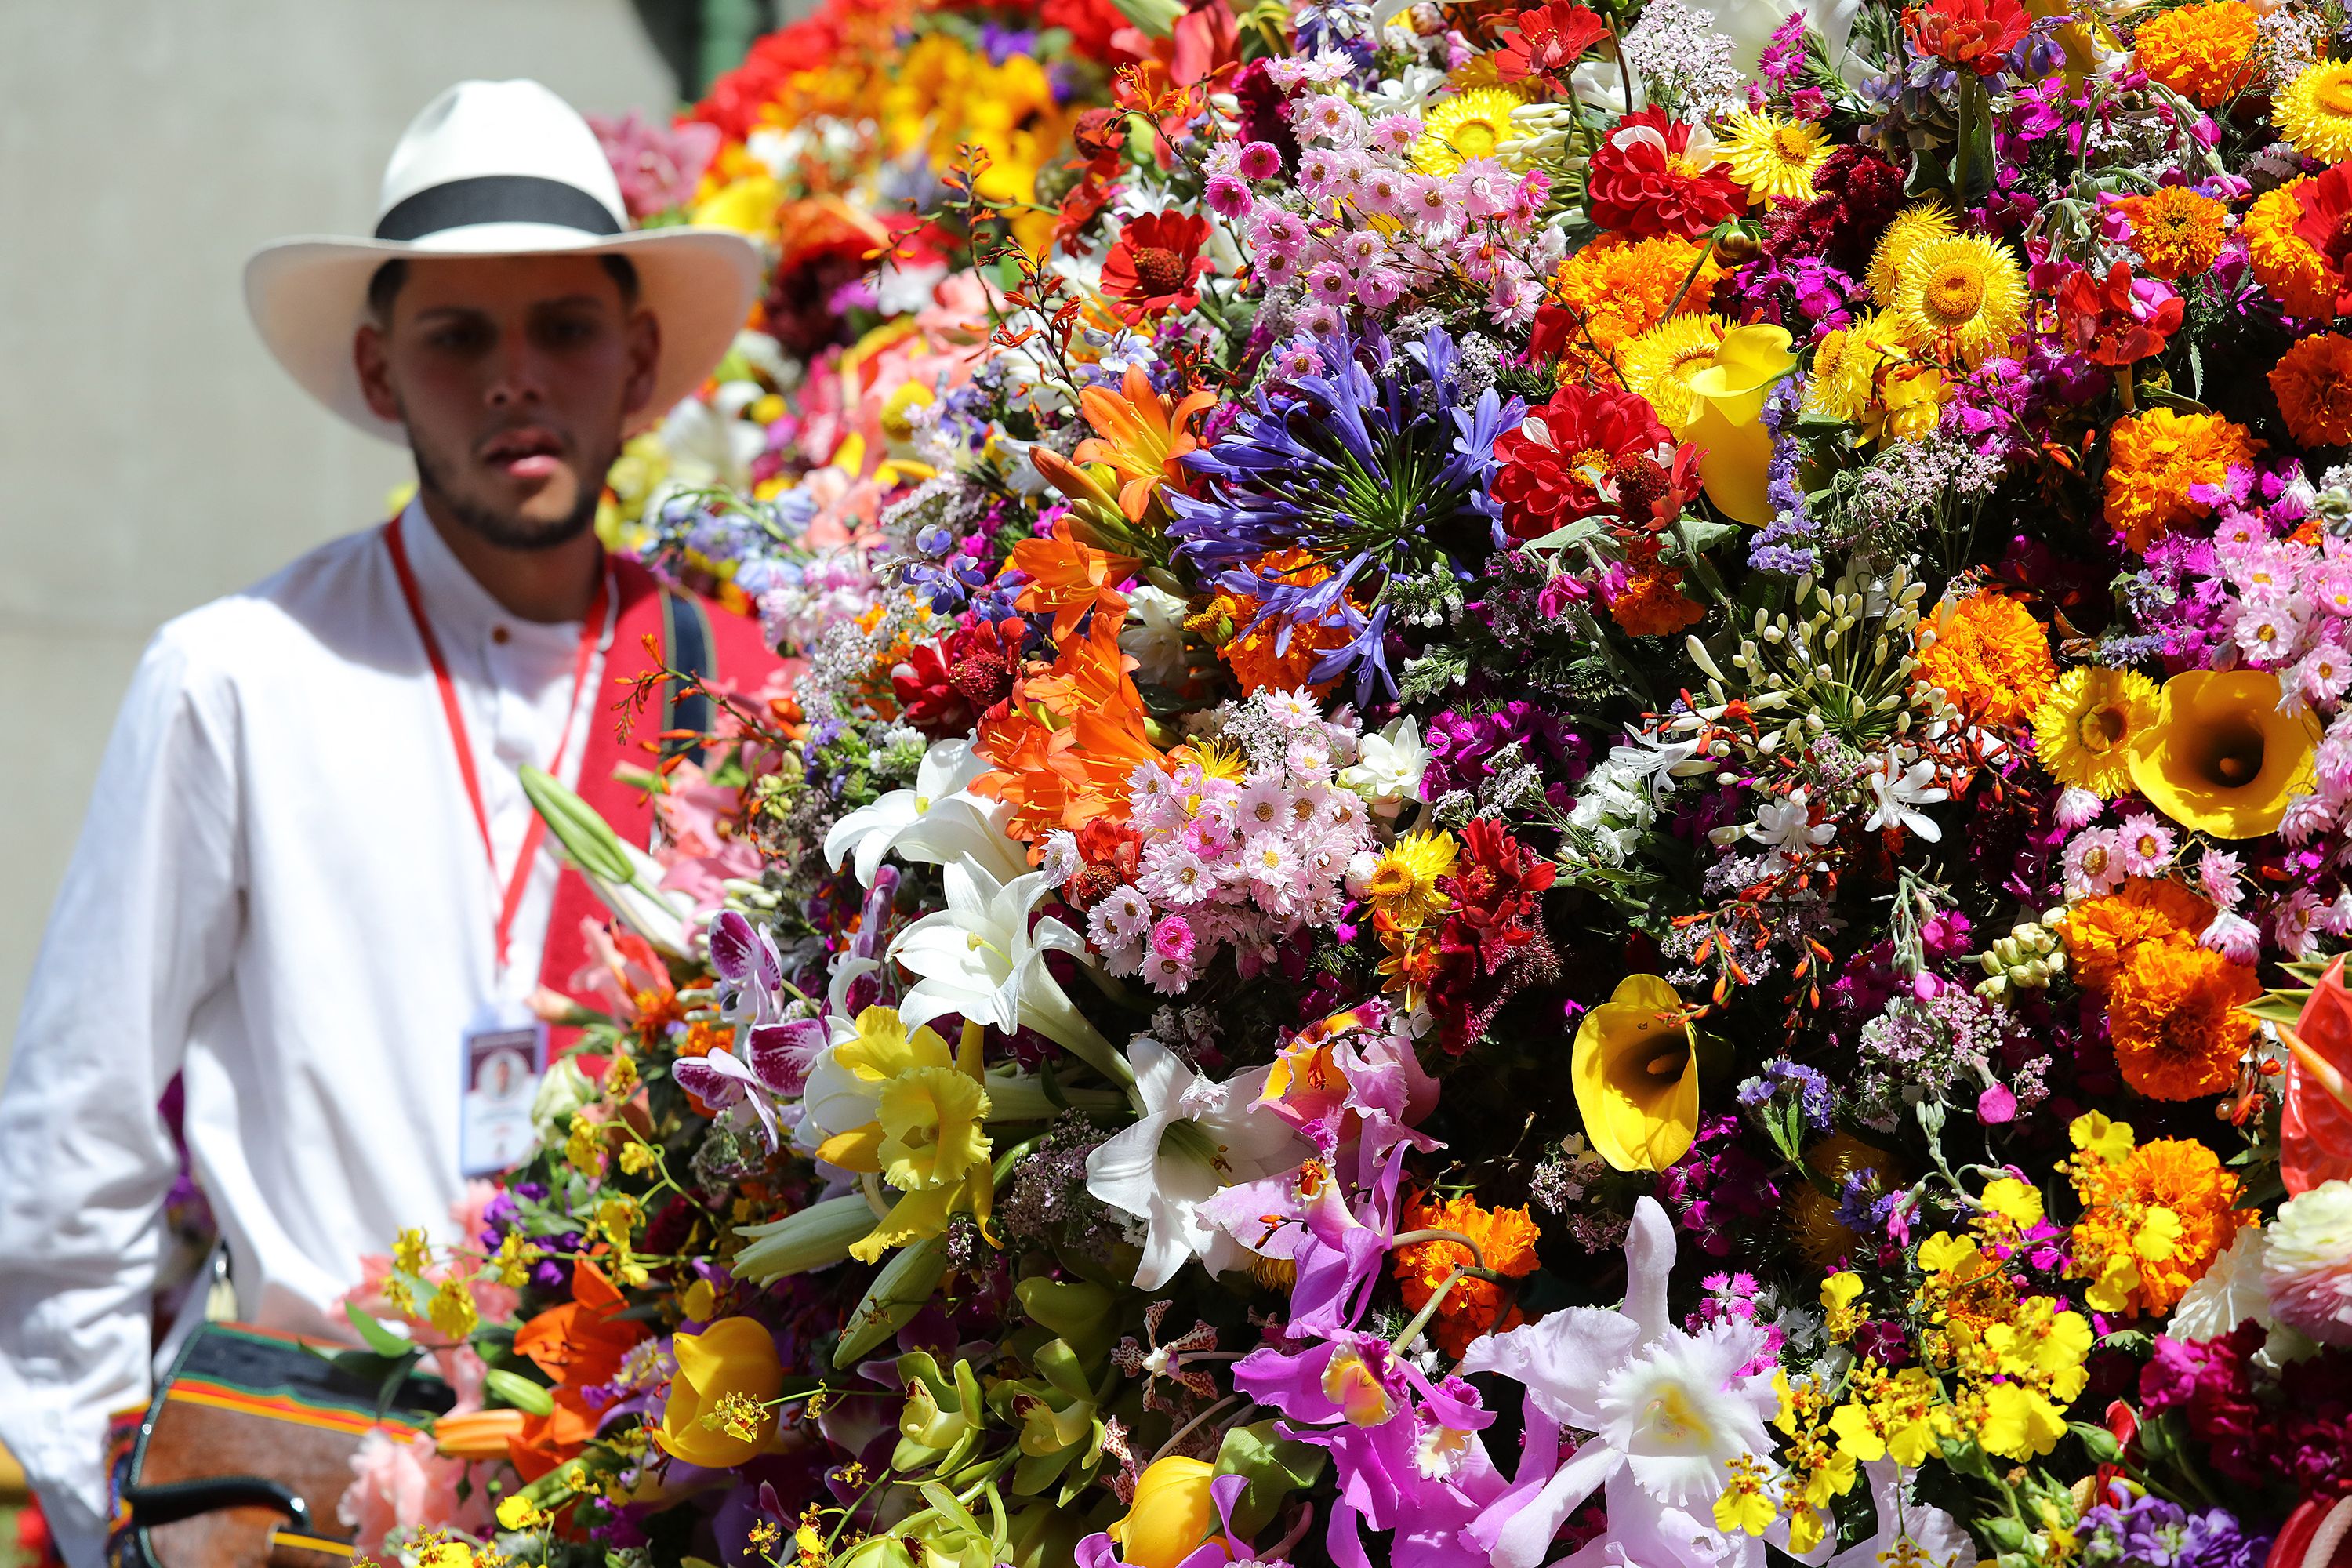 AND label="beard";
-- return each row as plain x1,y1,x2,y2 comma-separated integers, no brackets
406,418,612,553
